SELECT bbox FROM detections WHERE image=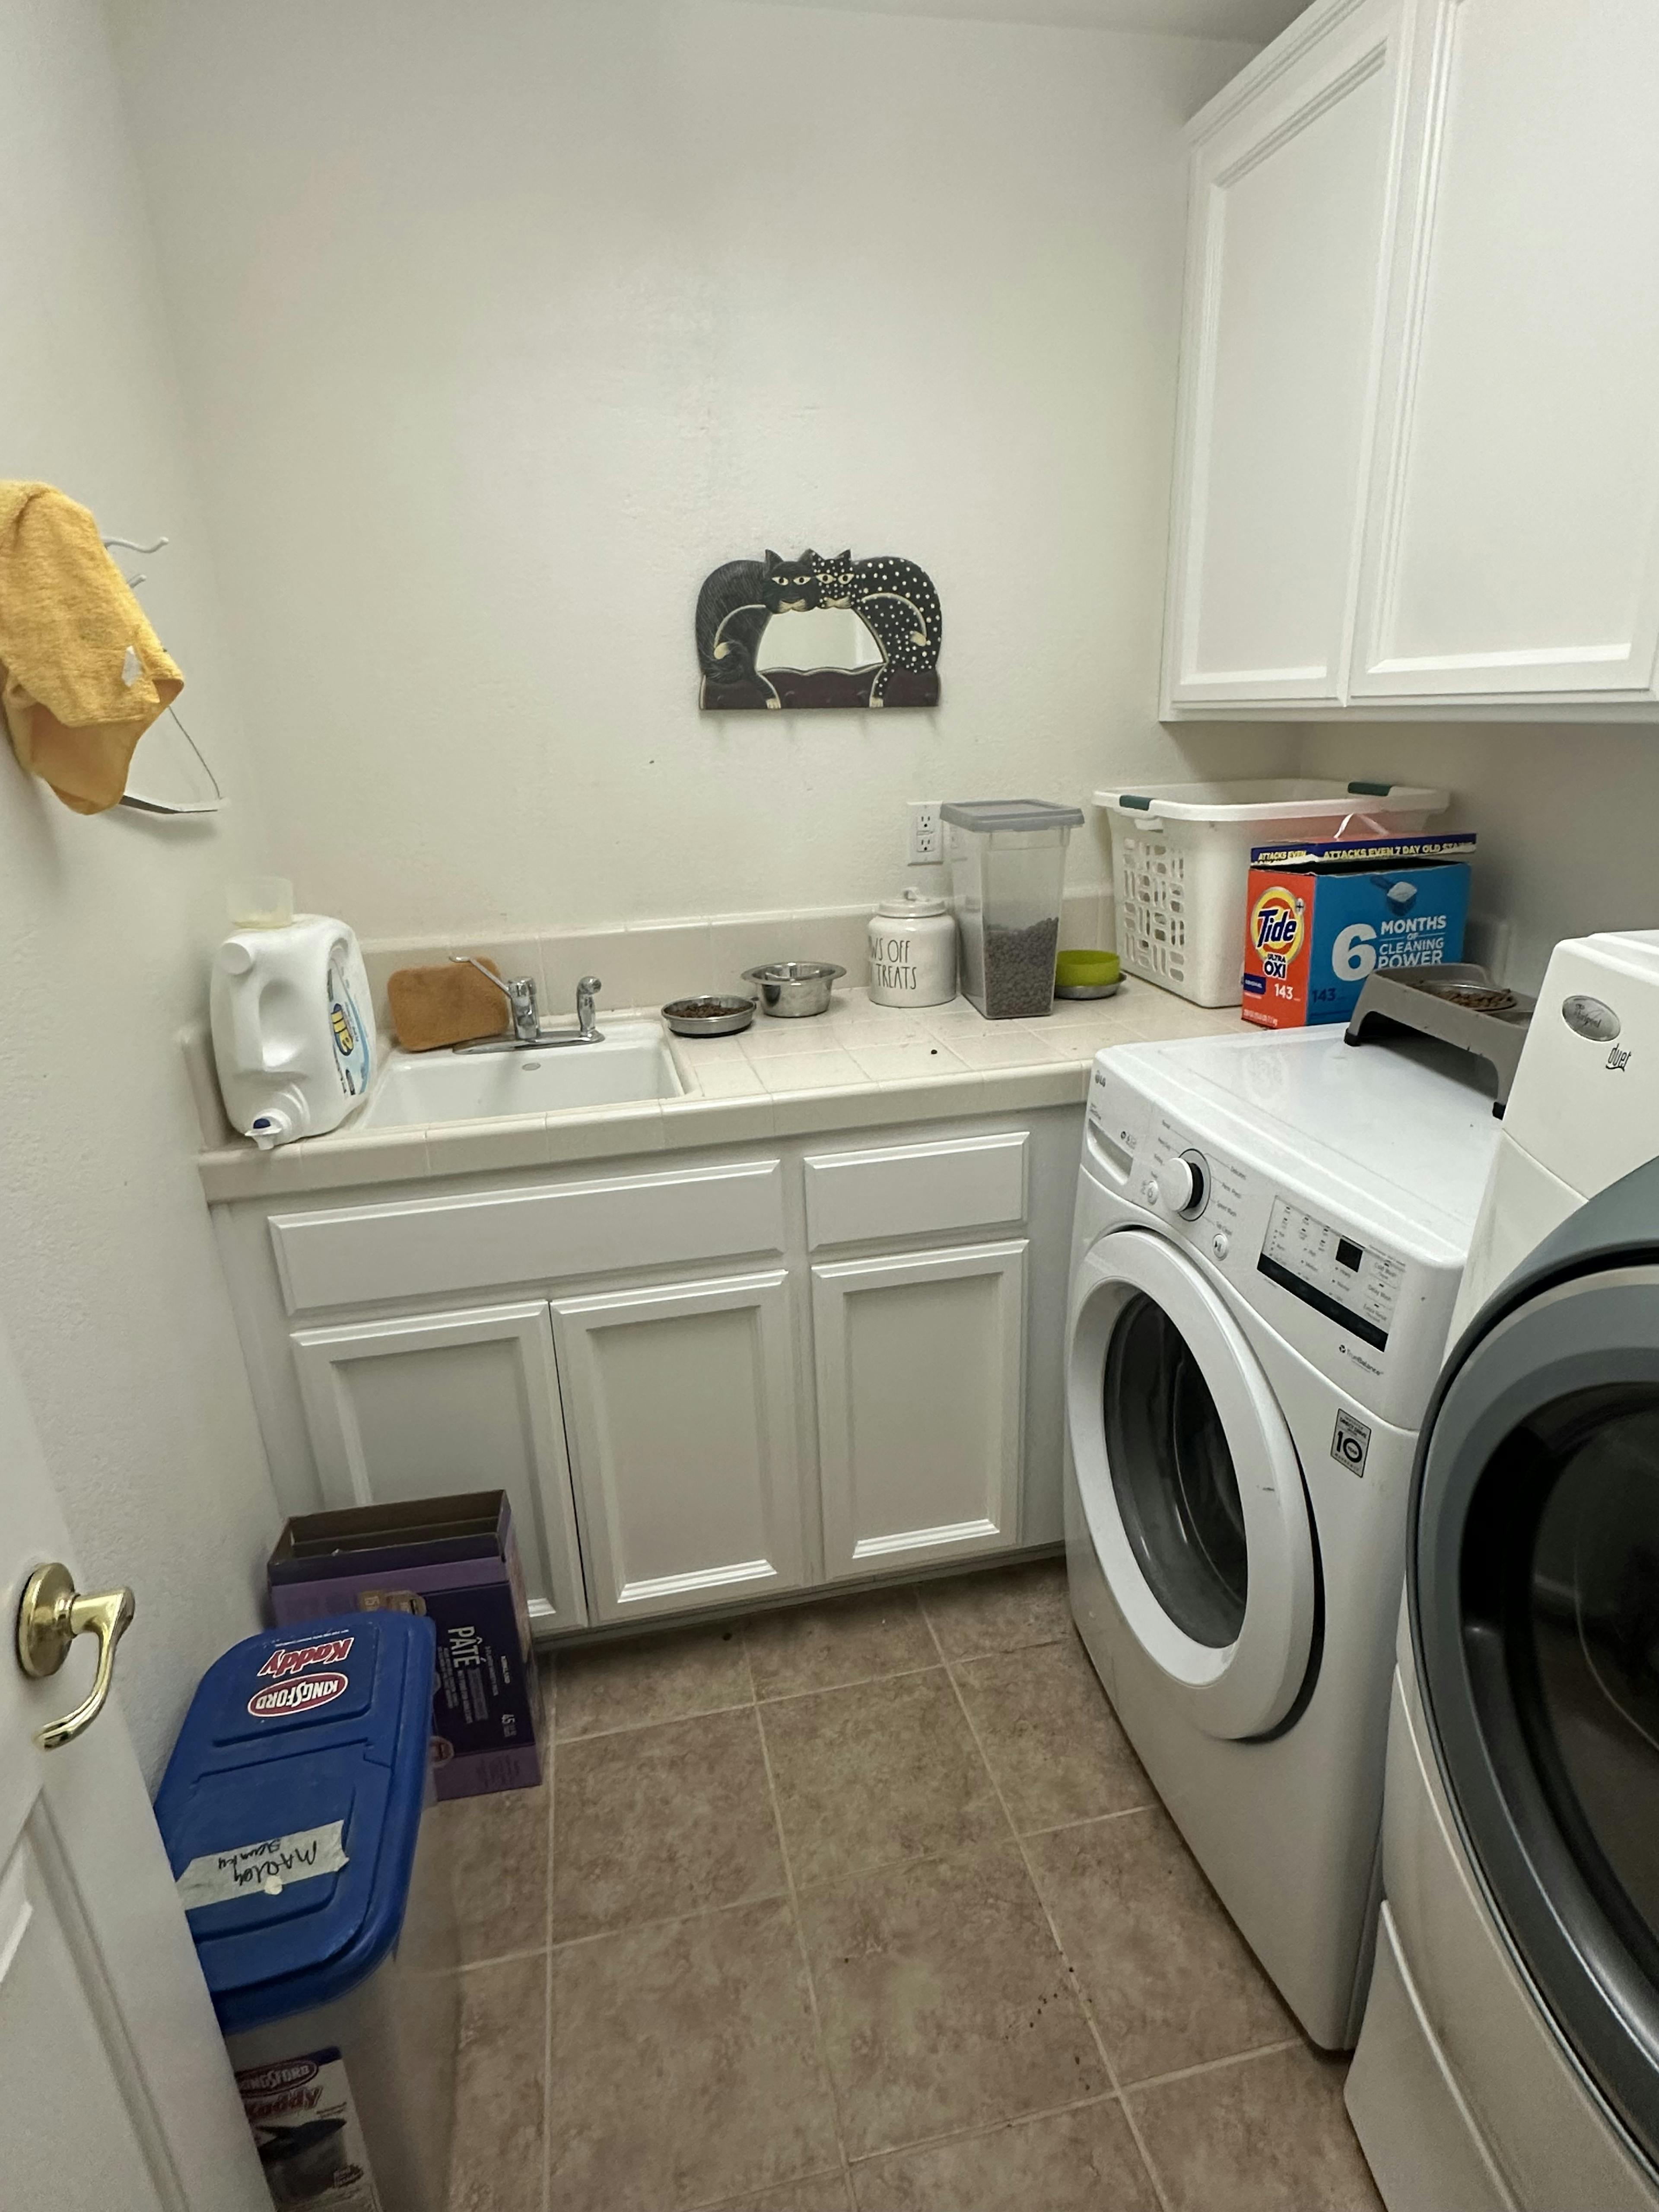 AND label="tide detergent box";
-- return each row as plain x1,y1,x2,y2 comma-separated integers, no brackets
1241,834,1474,1029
